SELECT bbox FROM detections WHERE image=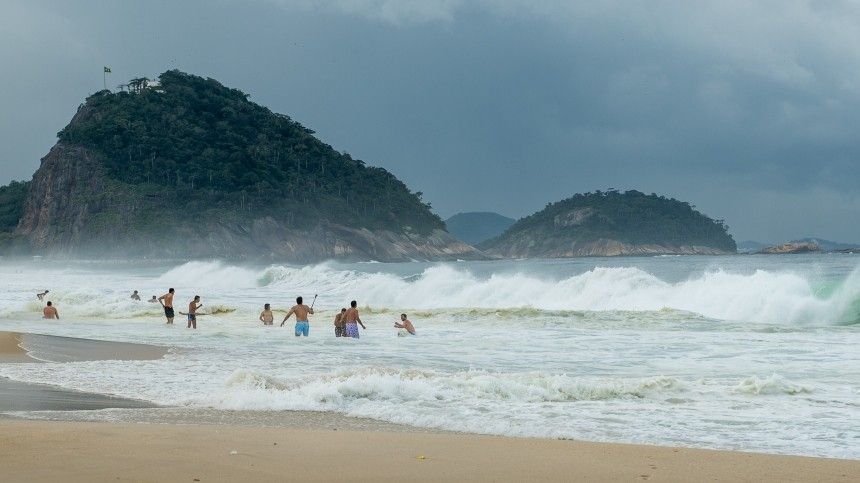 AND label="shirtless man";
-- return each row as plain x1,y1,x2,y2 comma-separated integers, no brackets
394,313,416,335
43,301,59,319
260,303,274,325
36,290,49,301
343,300,366,339
281,296,314,337
148,295,158,303
131,290,141,301
158,288,175,324
333,308,347,337
187,295,202,329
